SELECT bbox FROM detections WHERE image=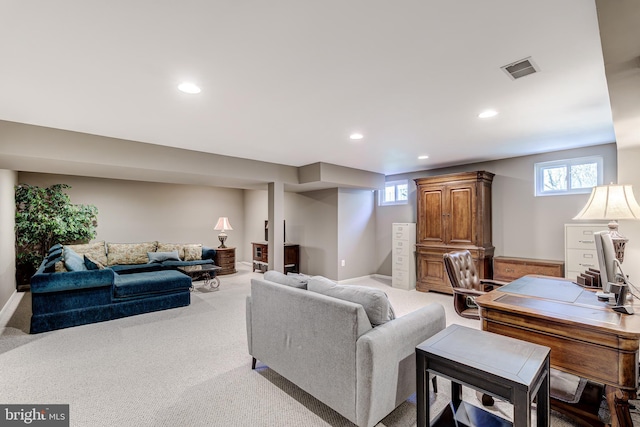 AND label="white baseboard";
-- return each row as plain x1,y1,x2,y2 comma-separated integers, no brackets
0,290,24,328
338,274,392,284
